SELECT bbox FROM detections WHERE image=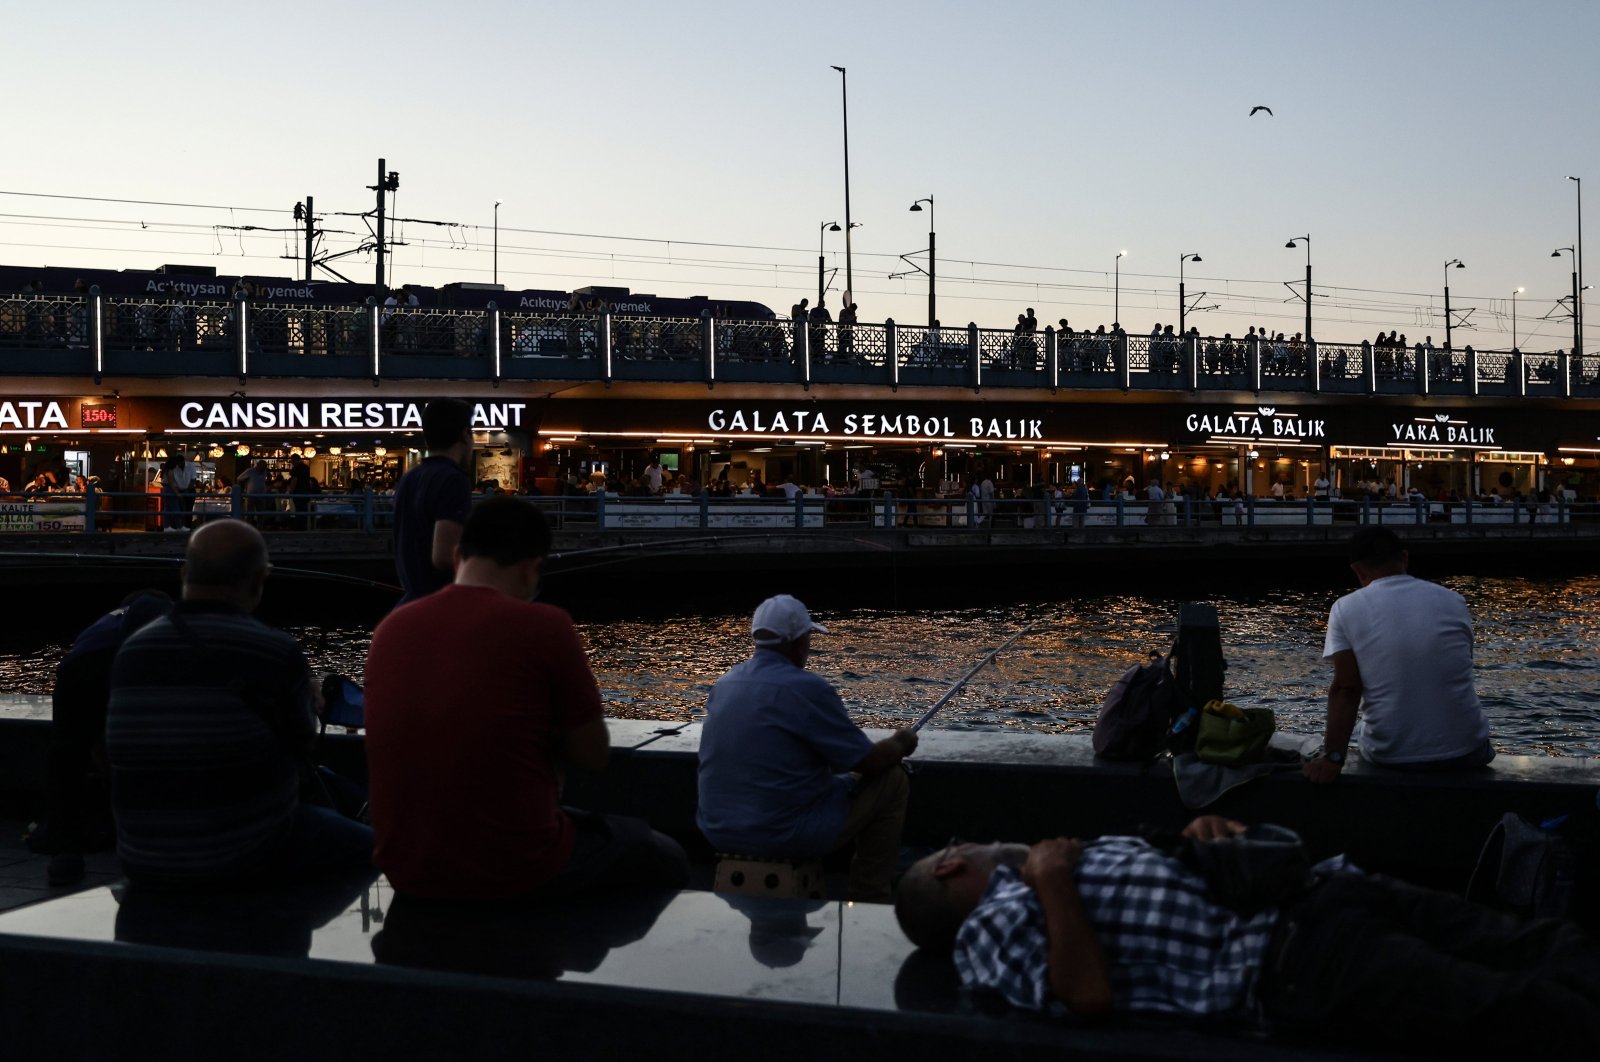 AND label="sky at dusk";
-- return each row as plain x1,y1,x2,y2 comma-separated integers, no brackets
4,0,1598,349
